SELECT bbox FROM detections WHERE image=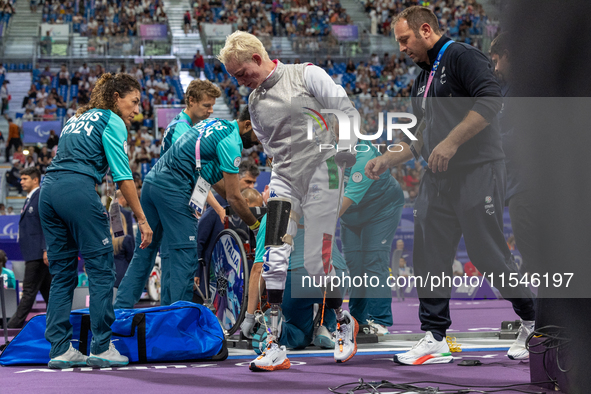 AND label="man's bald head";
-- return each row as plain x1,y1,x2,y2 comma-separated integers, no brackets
242,188,263,207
